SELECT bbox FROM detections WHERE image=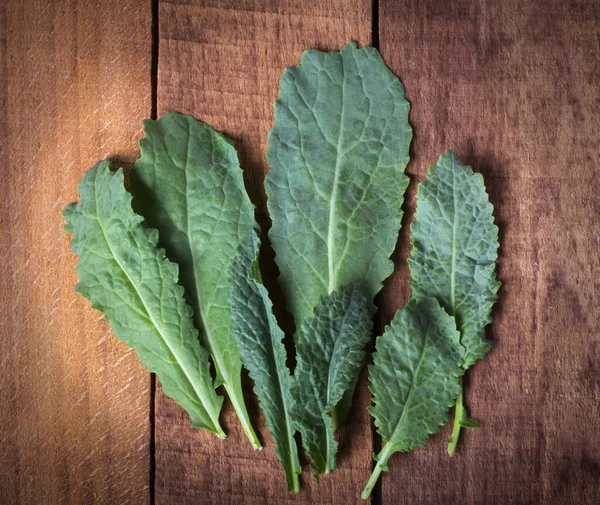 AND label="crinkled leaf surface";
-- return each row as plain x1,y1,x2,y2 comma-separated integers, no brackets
228,232,301,492
63,160,224,436
293,283,372,477
408,149,500,368
362,298,463,498
265,42,412,327
131,112,260,449
408,150,500,454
